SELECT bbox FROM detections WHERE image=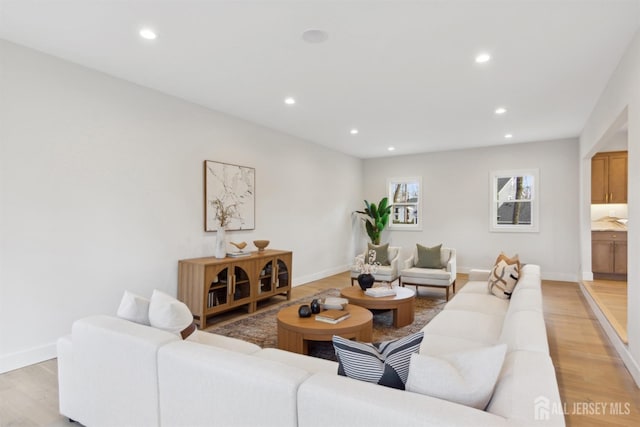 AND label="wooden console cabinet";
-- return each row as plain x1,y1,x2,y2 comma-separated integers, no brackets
178,249,292,327
592,231,627,280
591,151,627,204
